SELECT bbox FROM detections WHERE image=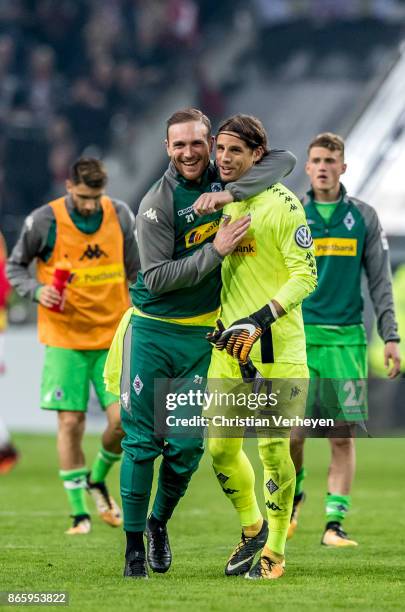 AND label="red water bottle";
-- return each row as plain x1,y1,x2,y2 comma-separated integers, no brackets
50,258,72,313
